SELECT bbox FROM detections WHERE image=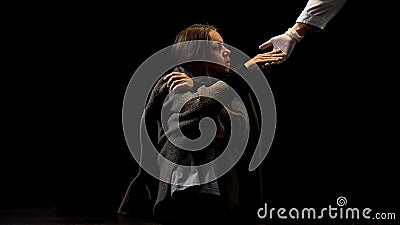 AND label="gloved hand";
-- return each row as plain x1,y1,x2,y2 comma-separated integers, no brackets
259,28,303,65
